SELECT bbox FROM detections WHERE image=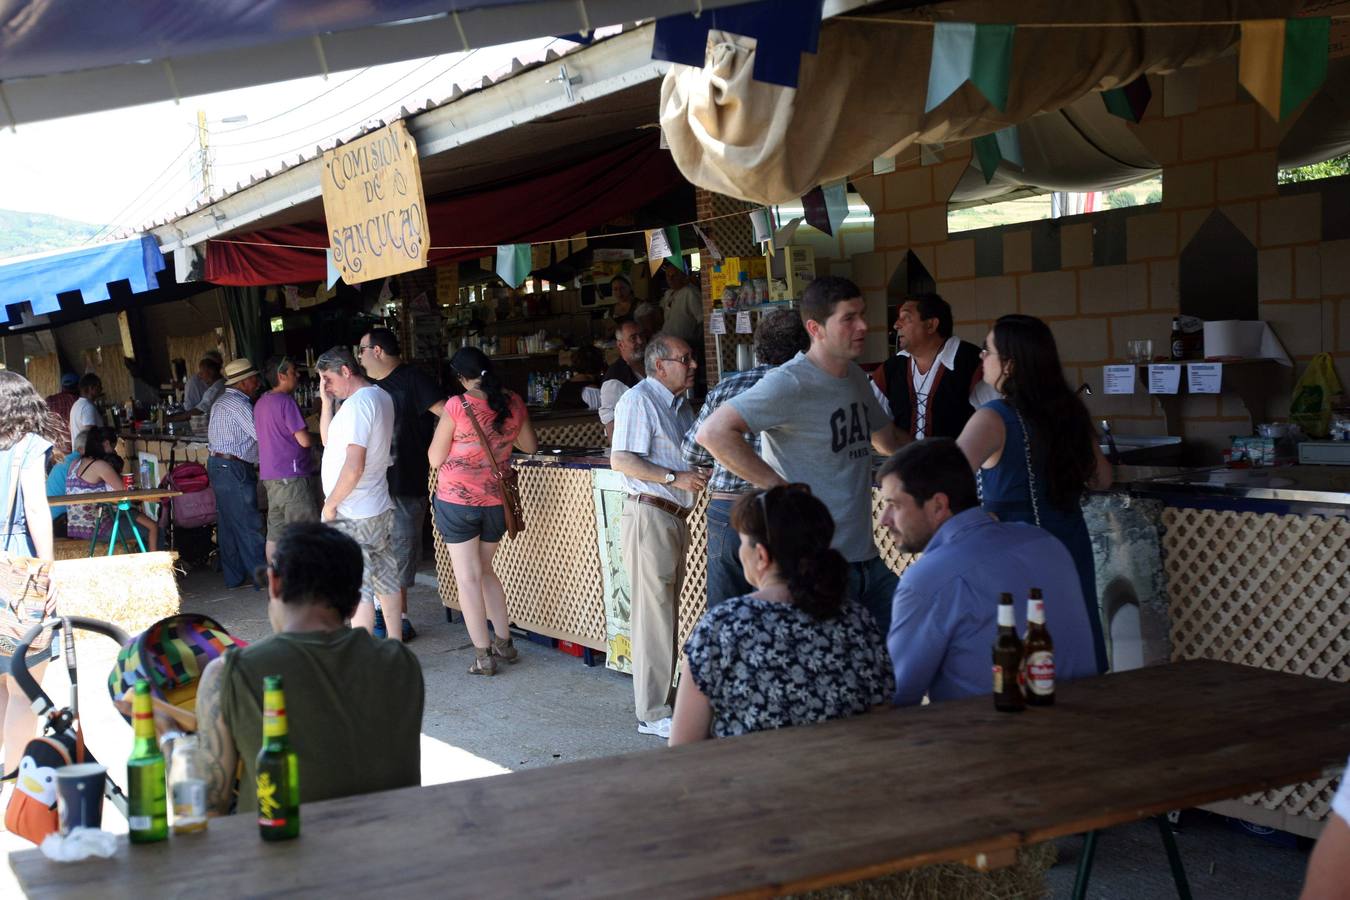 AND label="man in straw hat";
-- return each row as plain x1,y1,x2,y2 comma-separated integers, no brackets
207,358,266,589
